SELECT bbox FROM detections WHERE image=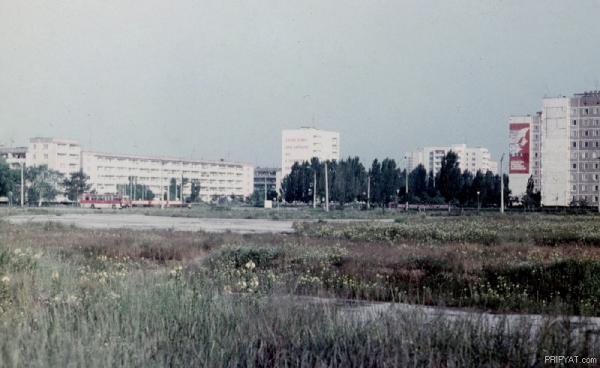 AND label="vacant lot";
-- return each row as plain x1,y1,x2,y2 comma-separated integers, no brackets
0,214,598,366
